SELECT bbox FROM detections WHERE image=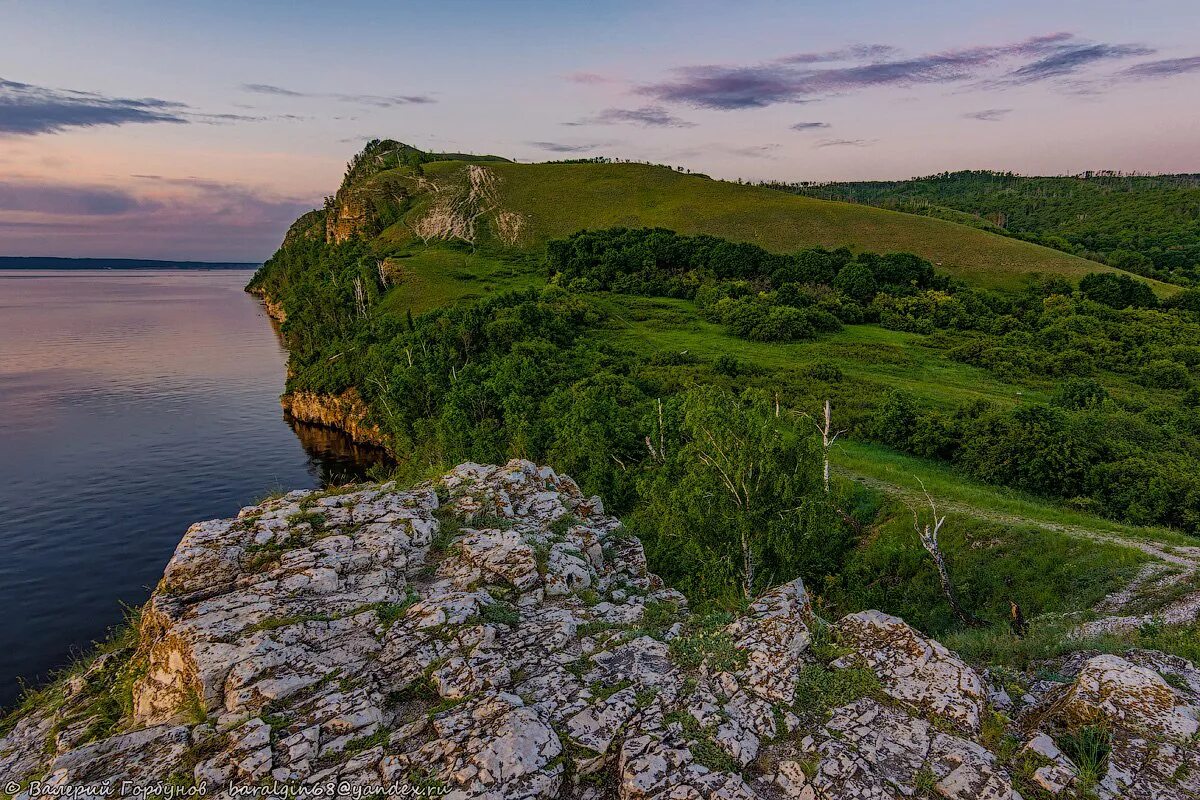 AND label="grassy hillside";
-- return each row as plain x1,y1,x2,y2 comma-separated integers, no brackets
487,162,1129,291
248,142,1200,650
786,170,1200,285
359,159,1173,294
